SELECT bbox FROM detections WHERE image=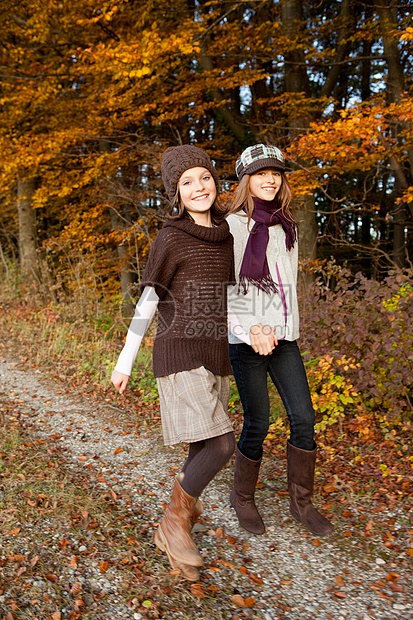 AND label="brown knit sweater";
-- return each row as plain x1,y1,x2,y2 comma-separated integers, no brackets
140,218,235,378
